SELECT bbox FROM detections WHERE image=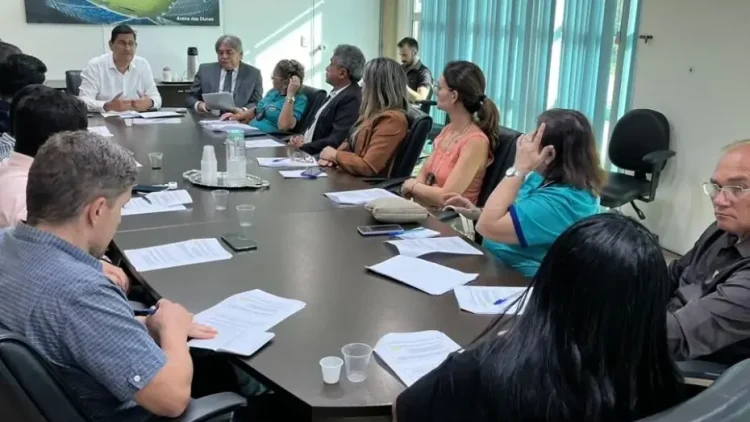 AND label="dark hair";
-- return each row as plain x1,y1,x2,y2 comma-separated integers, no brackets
443,61,500,149
10,85,87,158
274,59,305,84
110,25,136,43
0,41,22,64
0,54,47,97
472,214,682,421
537,108,606,194
397,37,419,51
